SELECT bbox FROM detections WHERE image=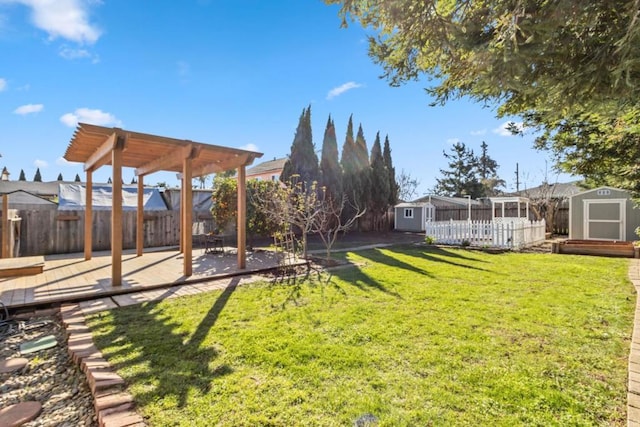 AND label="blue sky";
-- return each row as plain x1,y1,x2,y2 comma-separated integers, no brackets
0,0,576,195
